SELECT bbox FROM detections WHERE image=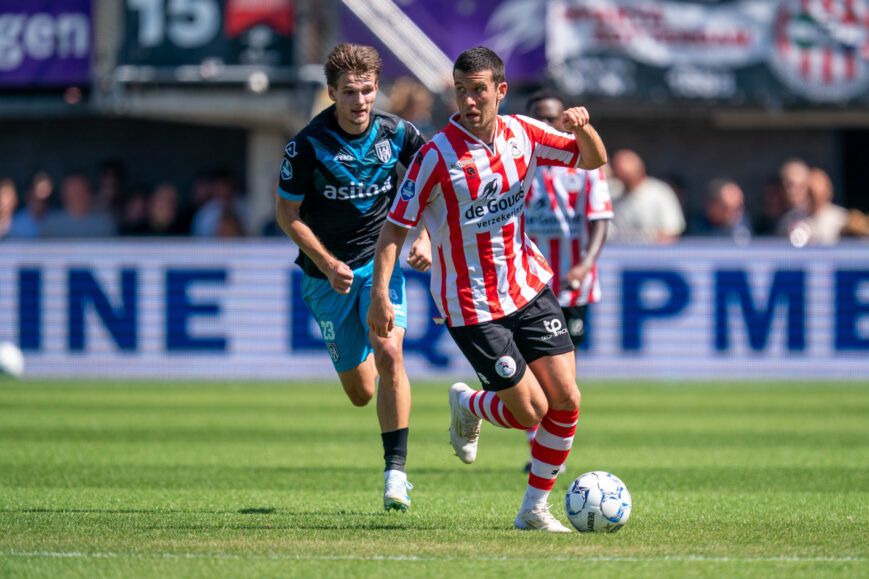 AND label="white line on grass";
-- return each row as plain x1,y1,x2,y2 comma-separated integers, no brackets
2,551,865,563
